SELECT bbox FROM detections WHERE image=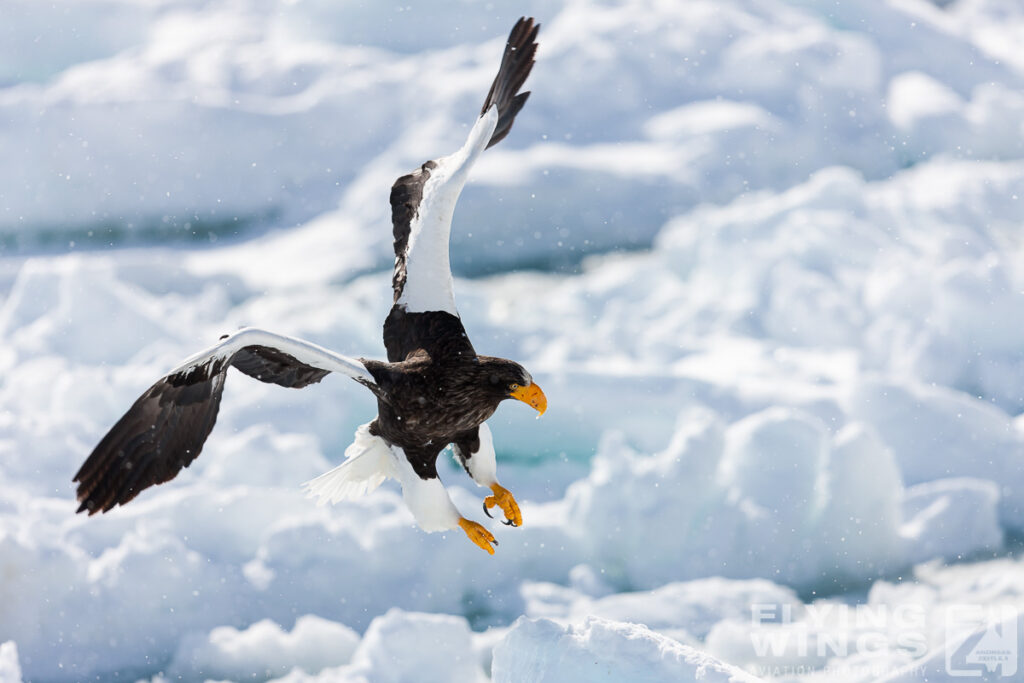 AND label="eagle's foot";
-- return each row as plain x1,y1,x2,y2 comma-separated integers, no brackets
458,517,497,555
483,483,522,527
